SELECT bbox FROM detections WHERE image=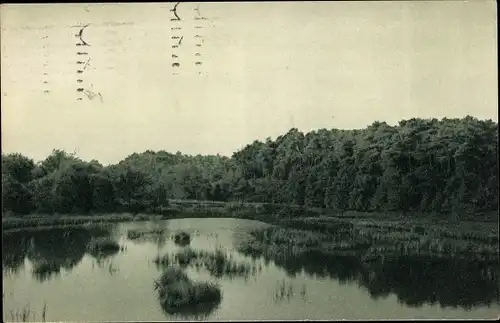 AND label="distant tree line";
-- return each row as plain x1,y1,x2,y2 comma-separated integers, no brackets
2,116,498,216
